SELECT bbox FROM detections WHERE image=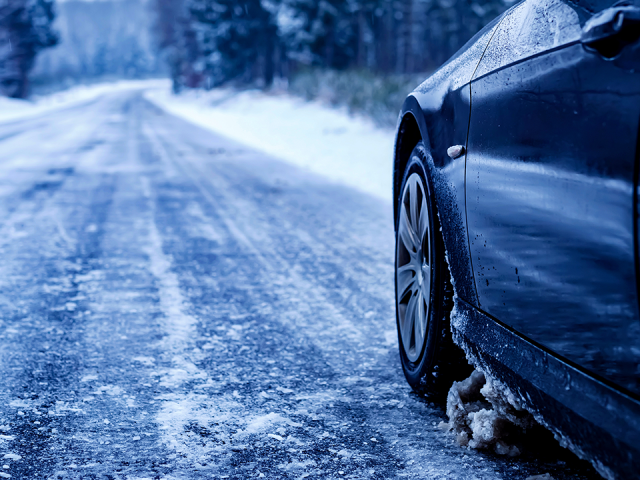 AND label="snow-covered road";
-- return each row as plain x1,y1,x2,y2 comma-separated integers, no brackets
0,90,598,479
